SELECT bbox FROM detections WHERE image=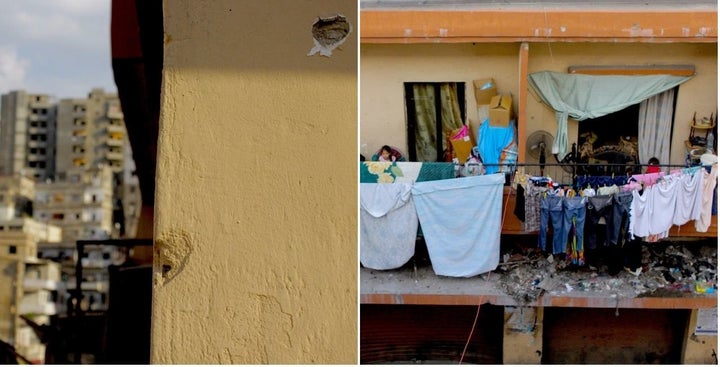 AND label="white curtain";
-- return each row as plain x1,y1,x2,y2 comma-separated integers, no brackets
638,89,675,167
